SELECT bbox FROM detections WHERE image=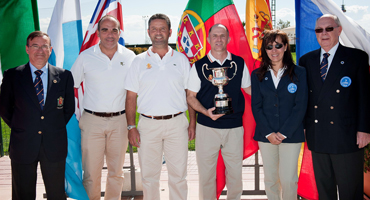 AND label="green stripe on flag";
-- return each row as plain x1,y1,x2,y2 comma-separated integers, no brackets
184,0,233,22
0,0,39,73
